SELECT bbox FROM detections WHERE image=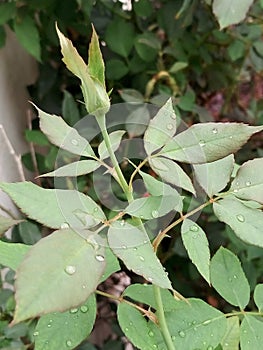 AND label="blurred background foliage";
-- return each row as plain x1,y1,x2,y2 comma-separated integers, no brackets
0,1,263,349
